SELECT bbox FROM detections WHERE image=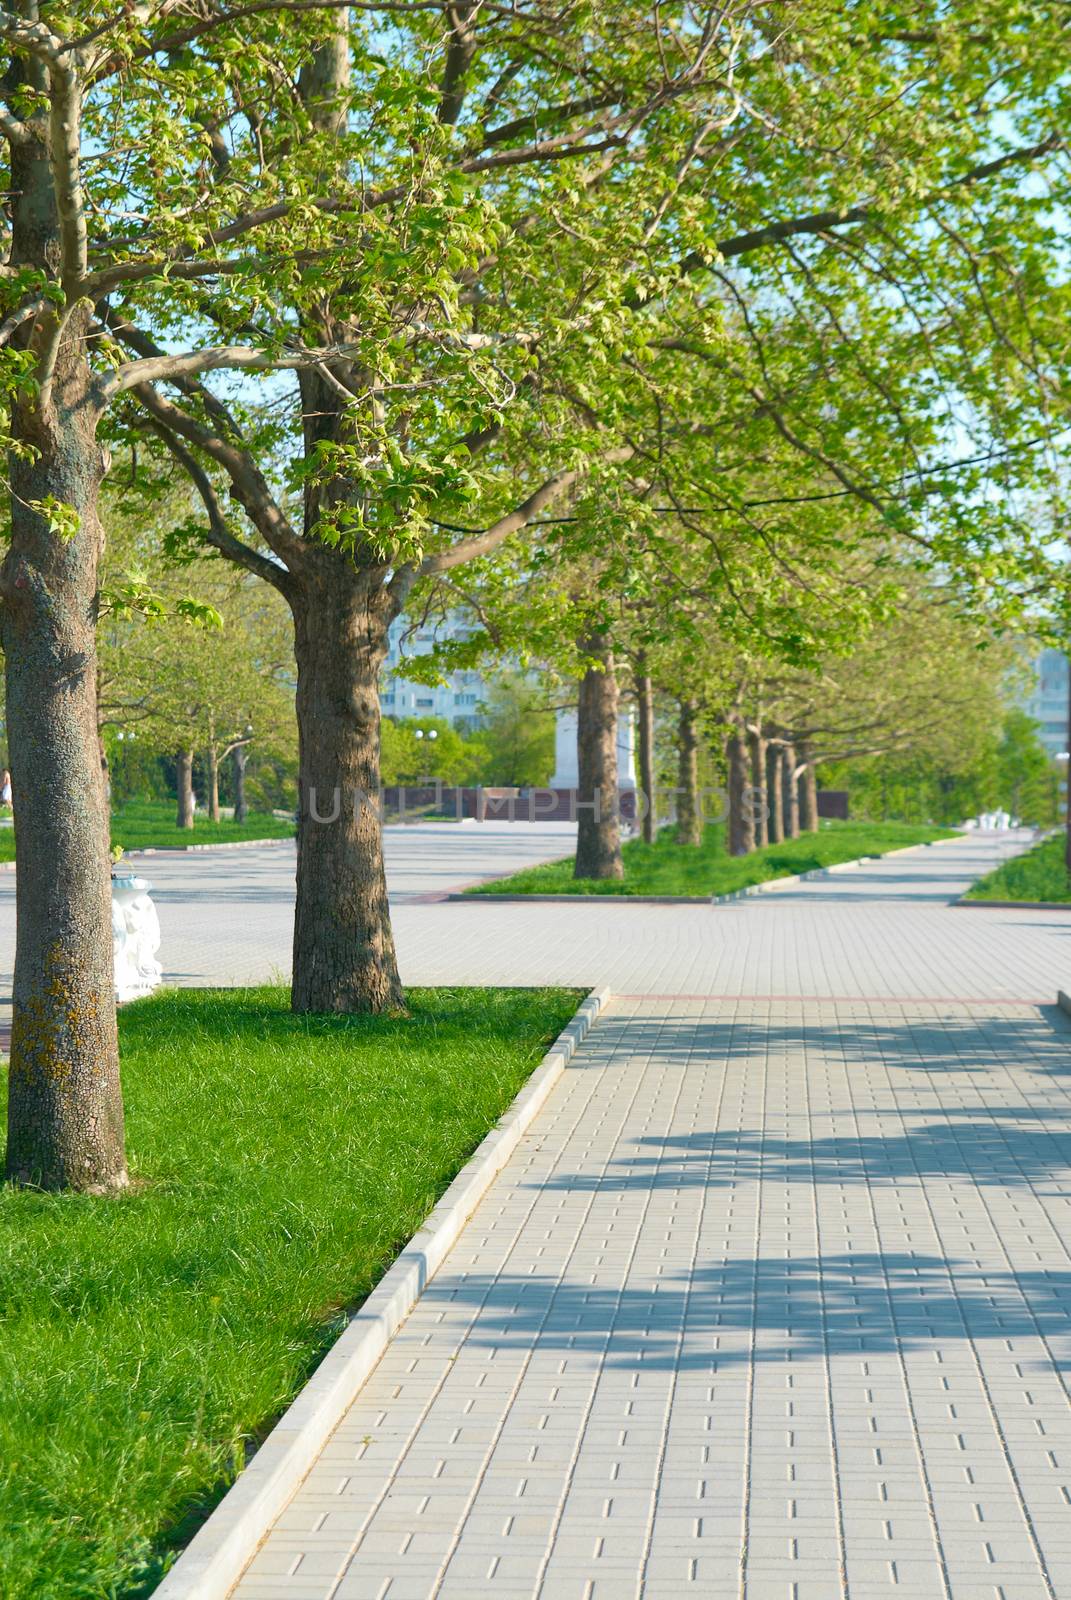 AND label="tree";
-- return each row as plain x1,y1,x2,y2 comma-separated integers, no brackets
98,540,295,827
998,709,1059,827
118,3,1071,971
3,2,1070,1185
380,715,481,787
473,676,554,788
827,704,1059,828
